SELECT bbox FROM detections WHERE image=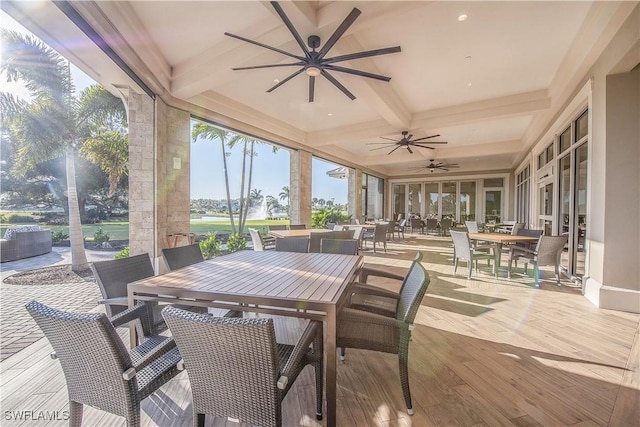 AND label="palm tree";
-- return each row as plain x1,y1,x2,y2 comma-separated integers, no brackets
1,30,126,271
191,124,237,233
249,189,263,207
279,186,289,203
